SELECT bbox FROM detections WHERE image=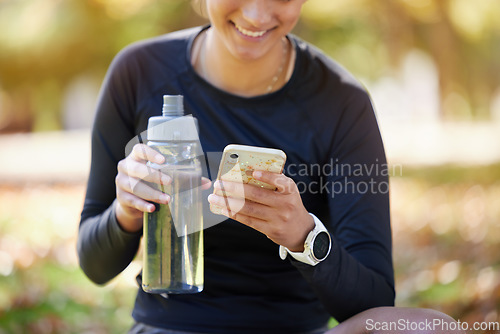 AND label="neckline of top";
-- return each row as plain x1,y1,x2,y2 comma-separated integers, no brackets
184,25,302,106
